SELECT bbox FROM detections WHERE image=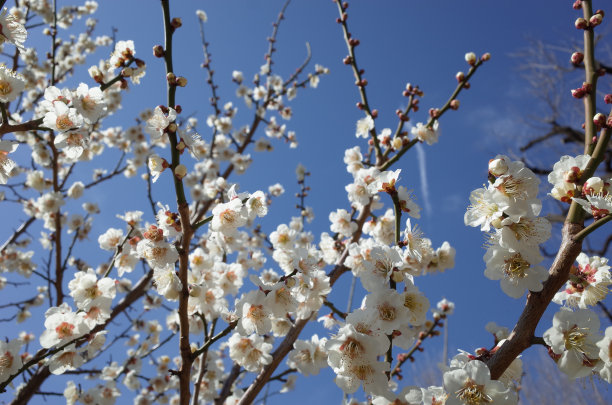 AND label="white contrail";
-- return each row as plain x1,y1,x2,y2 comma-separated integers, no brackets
415,142,431,217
